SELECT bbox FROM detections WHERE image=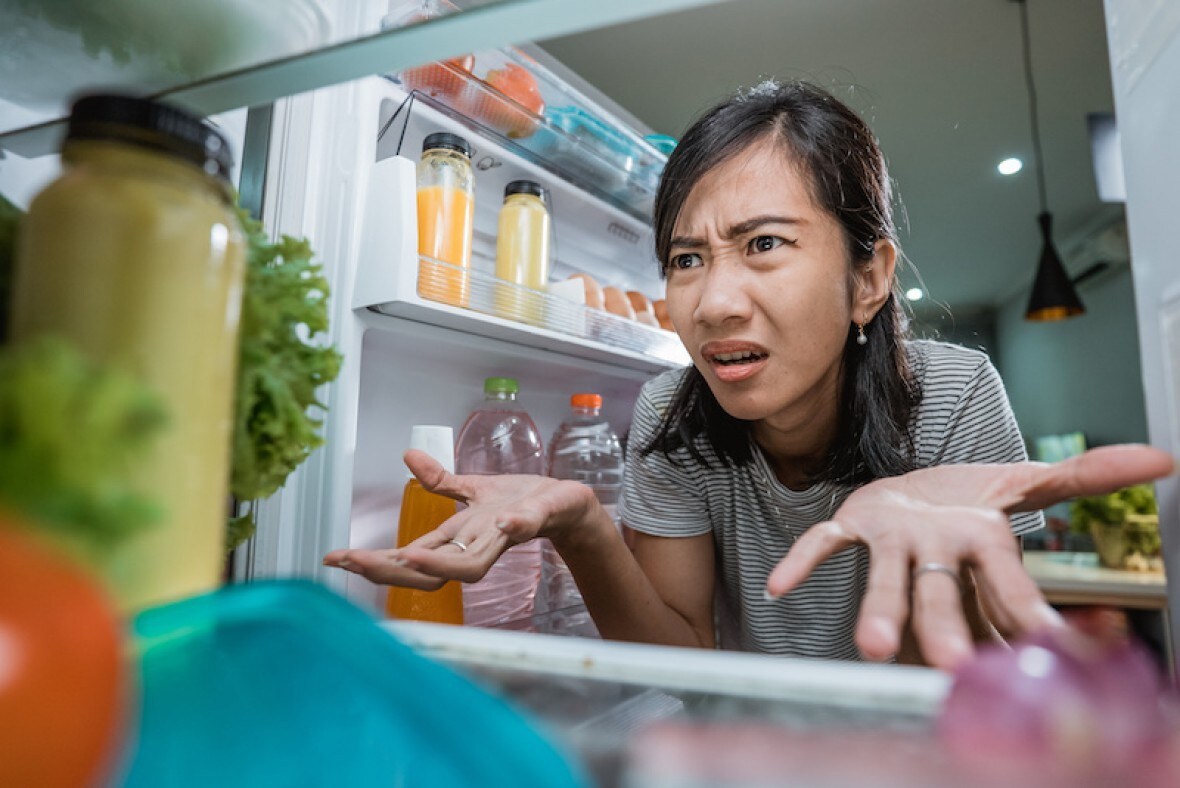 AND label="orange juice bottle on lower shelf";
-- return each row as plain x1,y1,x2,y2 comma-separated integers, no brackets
416,133,474,308
385,425,464,625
